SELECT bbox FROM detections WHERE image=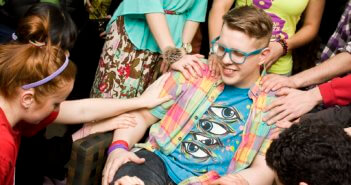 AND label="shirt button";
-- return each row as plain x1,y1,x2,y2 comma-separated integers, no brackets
178,137,182,141
194,116,199,120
